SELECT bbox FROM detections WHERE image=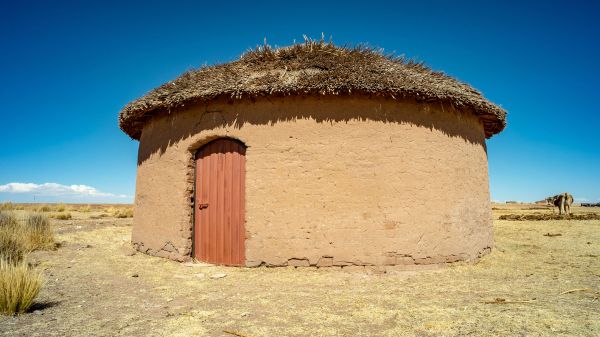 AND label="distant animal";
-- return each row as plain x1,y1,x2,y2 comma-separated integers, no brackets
547,193,574,215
